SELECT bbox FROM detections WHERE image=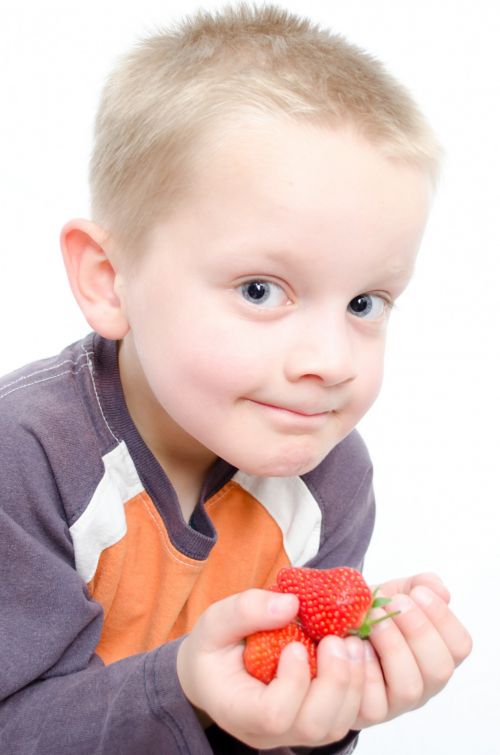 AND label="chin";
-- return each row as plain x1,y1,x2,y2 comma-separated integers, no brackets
238,443,331,478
